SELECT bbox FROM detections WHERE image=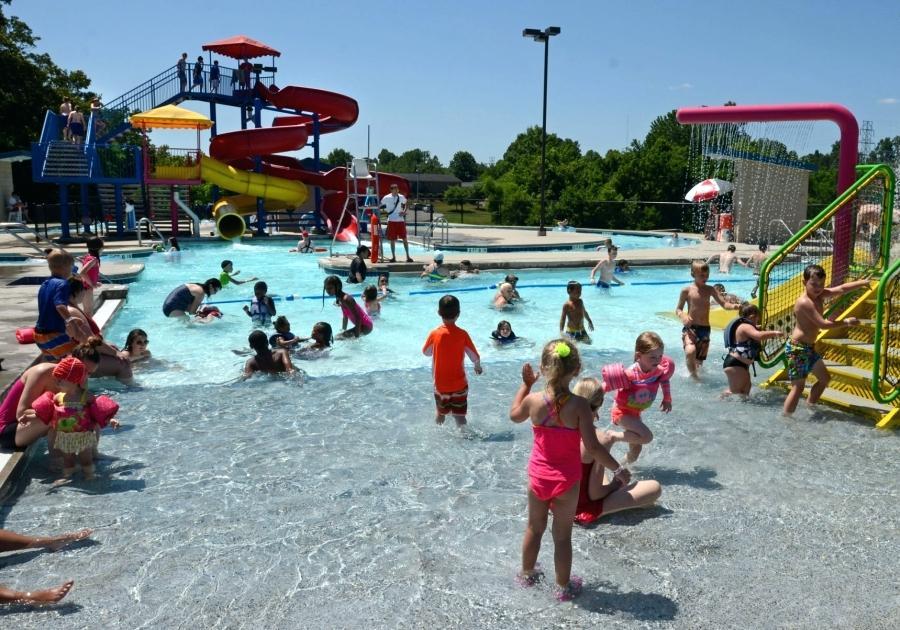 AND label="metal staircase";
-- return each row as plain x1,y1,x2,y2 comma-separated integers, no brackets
41,141,90,178
758,163,899,427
